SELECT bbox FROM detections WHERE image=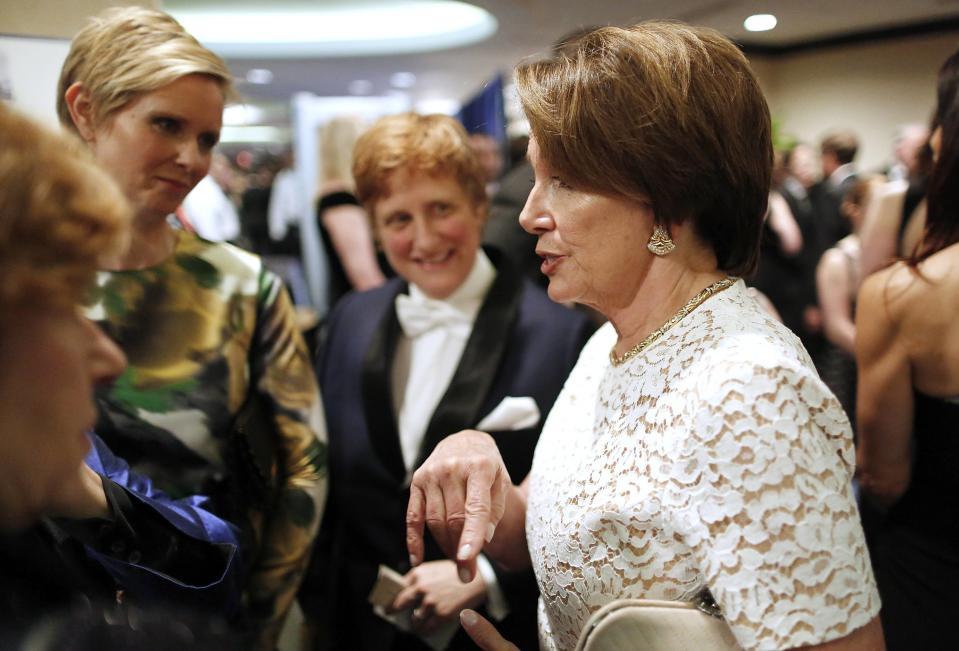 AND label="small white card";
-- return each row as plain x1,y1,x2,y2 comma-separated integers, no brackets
368,564,459,651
